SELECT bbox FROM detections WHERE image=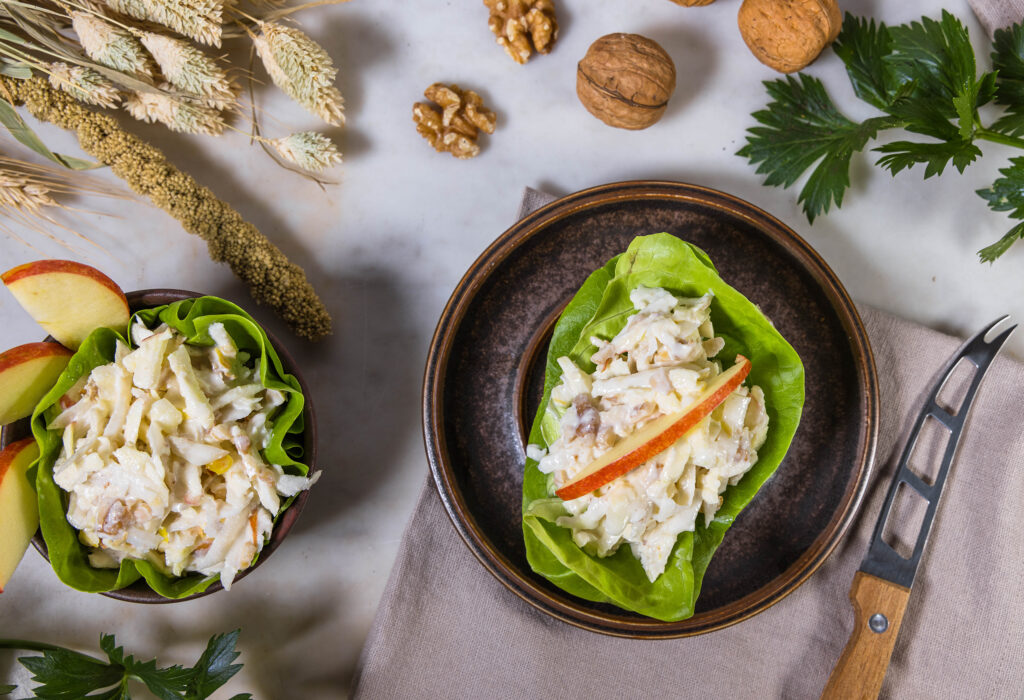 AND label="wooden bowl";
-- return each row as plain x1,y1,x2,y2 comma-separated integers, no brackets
0,289,317,603
423,181,878,637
